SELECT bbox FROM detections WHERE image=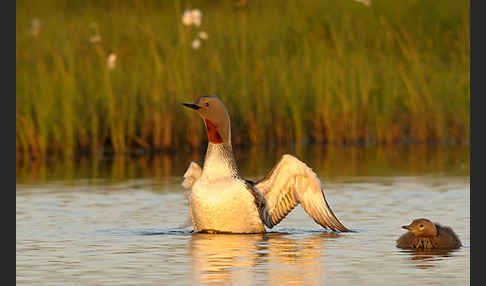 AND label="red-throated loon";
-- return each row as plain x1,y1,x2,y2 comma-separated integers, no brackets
397,218,462,249
181,96,349,233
